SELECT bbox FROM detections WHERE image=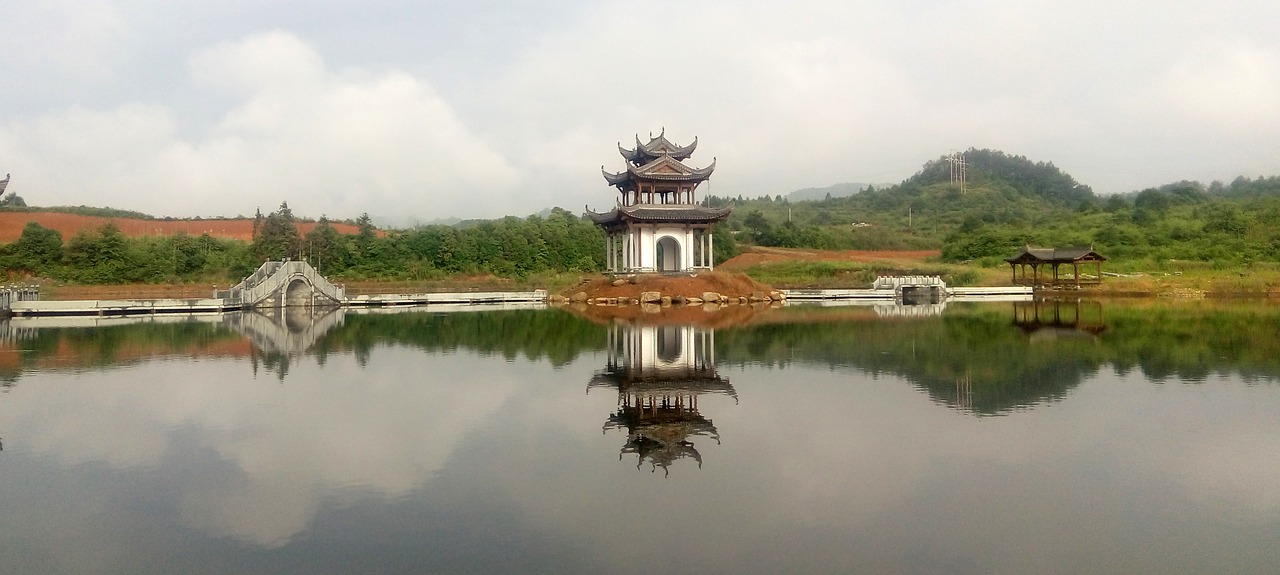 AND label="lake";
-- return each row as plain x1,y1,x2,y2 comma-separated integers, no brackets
1,299,1278,574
